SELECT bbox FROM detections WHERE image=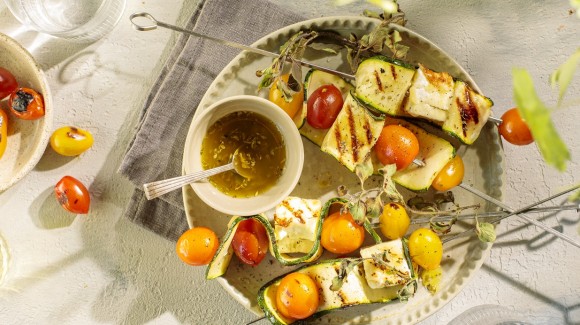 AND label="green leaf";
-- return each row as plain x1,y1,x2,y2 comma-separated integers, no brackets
367,0,399,13
550,48,580,105
572,0,580,17
475,220,496,243
512,68,570,171
355,159,374,184
567,185,580,202
349,200,367,224
379,164,404,202
330,258,362,291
